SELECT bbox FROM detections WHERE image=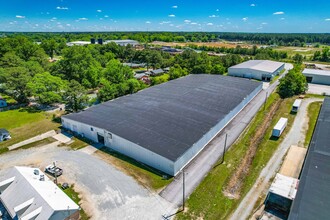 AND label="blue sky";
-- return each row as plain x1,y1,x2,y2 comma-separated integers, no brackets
1,0,330,32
